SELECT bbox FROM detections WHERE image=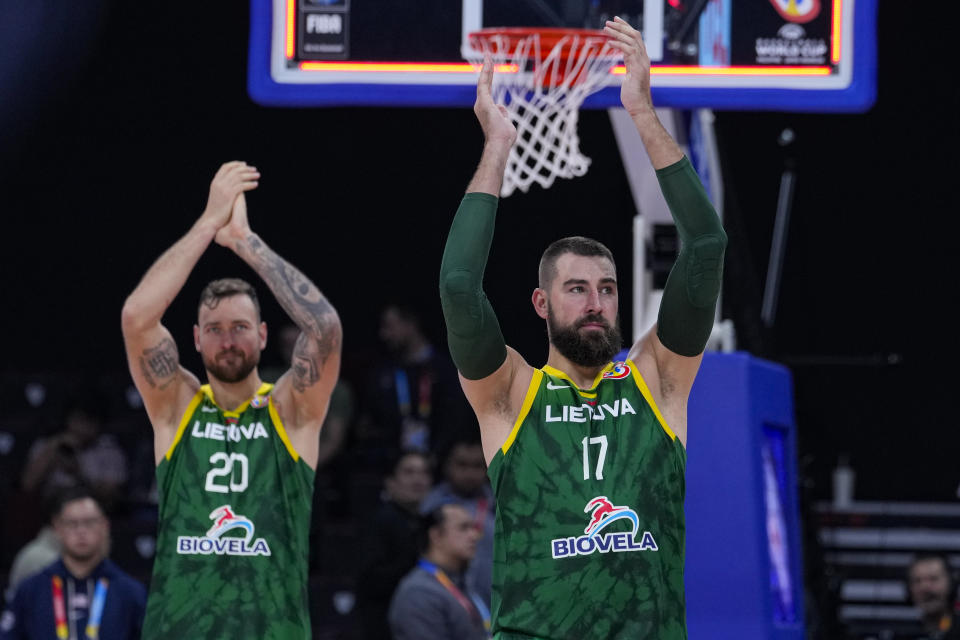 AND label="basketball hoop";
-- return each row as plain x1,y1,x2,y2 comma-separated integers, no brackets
467,28,621,197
